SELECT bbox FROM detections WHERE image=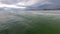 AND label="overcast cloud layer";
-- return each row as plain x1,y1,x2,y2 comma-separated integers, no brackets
0,0,60,9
